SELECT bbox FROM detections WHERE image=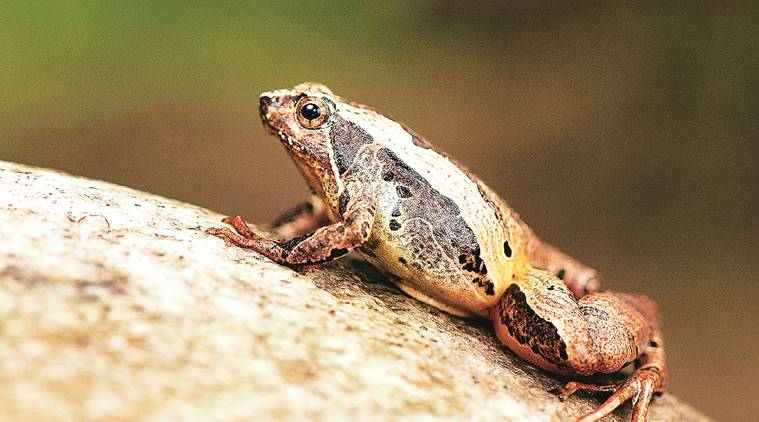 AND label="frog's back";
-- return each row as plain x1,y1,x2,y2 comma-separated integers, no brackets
333,101,533,316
